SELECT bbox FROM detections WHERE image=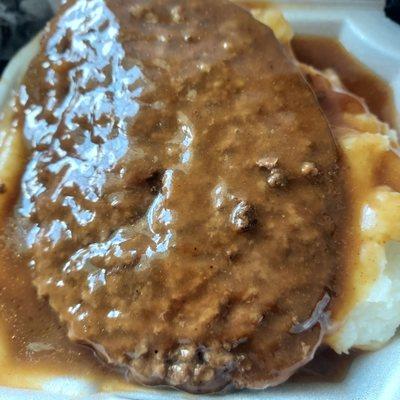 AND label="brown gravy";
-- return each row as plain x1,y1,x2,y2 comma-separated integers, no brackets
0,232,129,390
292,35,399,131
0,236,357,388
0,17,398,397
